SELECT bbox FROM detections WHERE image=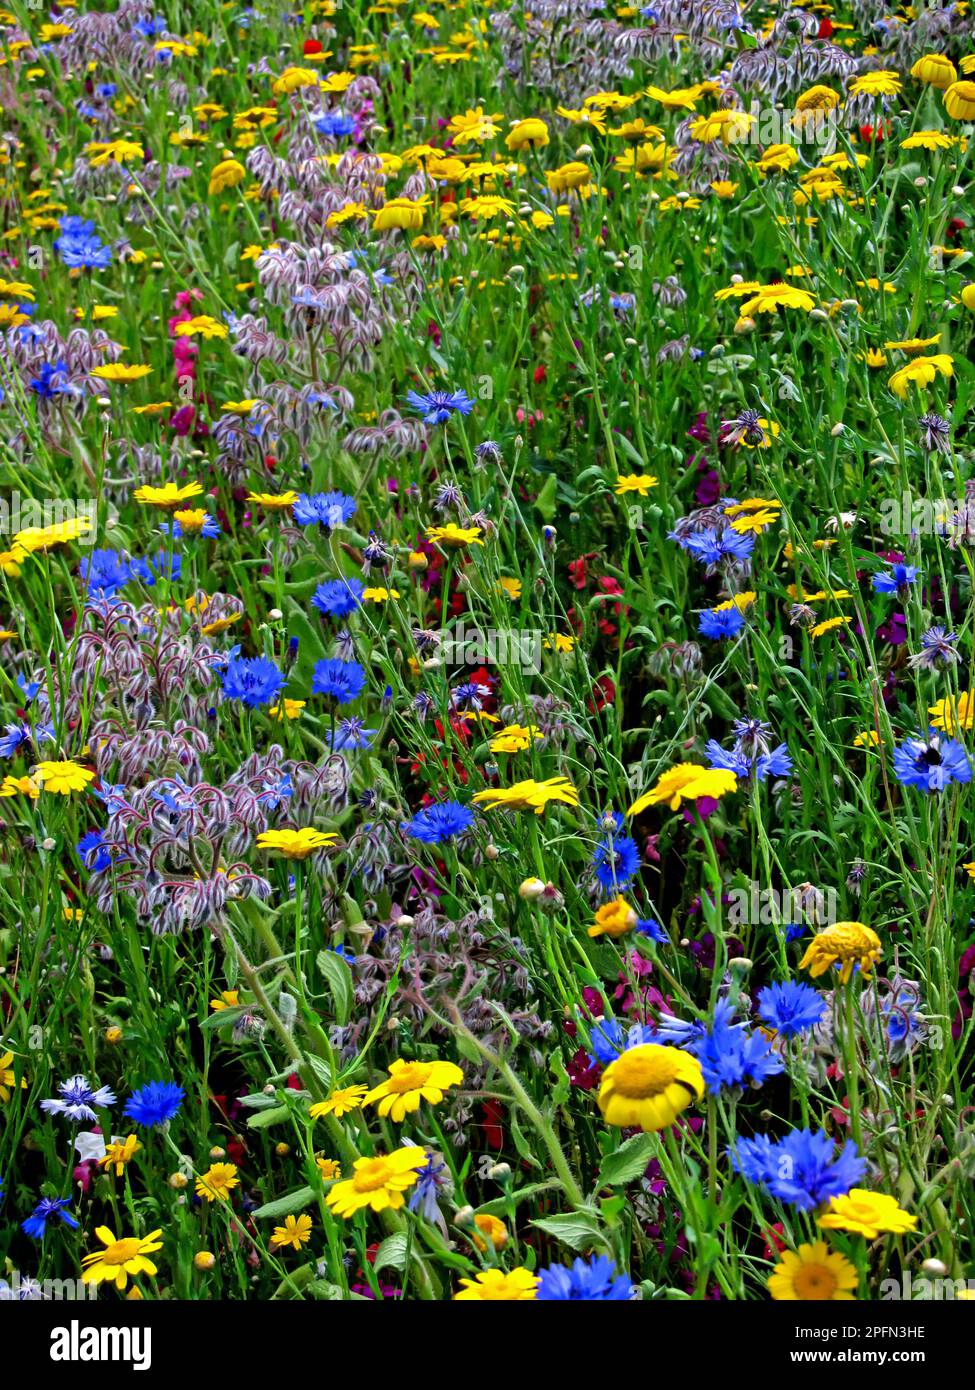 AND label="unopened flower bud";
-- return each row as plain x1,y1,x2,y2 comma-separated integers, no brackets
519,877,546,901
